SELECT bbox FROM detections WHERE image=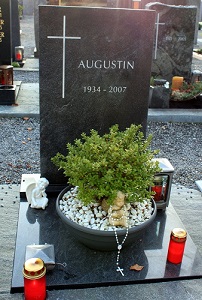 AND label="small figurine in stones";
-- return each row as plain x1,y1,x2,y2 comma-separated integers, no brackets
108,191,128,227
26,178,49,210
